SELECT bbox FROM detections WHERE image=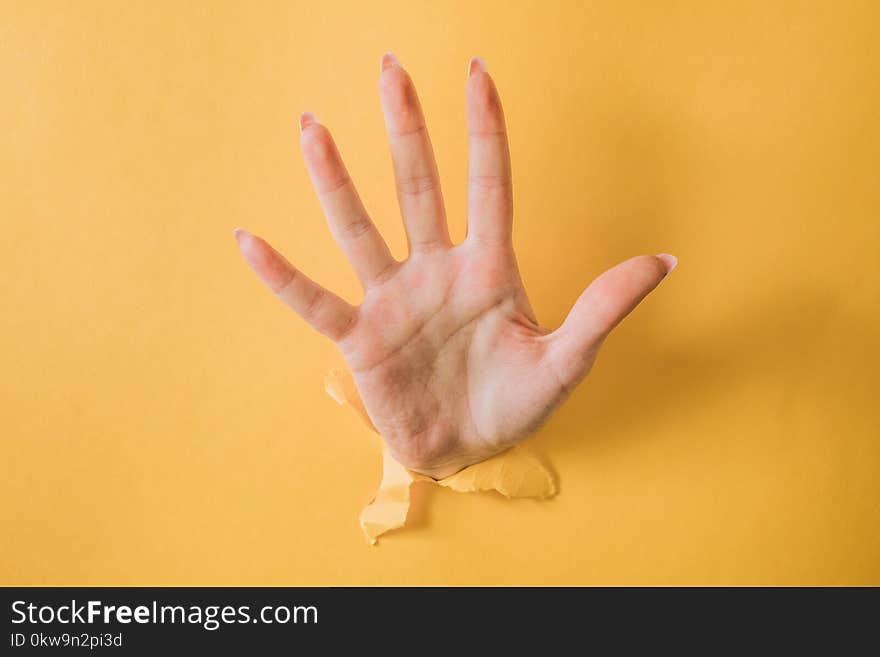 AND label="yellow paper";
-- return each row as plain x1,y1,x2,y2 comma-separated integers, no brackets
325,368,556,544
